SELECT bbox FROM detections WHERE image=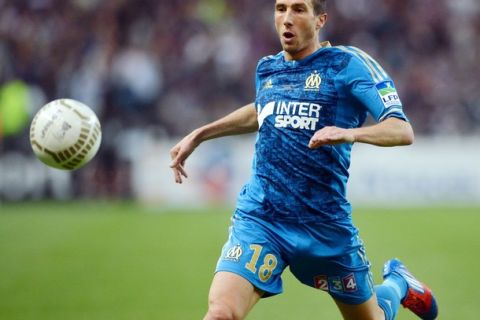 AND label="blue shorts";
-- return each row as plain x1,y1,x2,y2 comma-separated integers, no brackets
215,210,374,305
